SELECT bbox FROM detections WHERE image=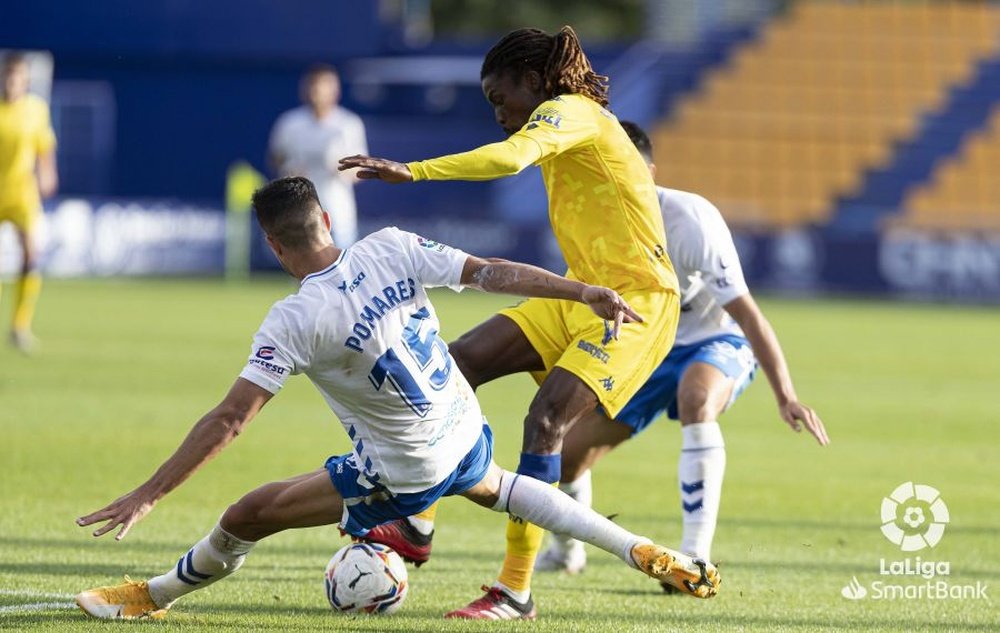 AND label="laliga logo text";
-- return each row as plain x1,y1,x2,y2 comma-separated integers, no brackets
839,482,988,602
